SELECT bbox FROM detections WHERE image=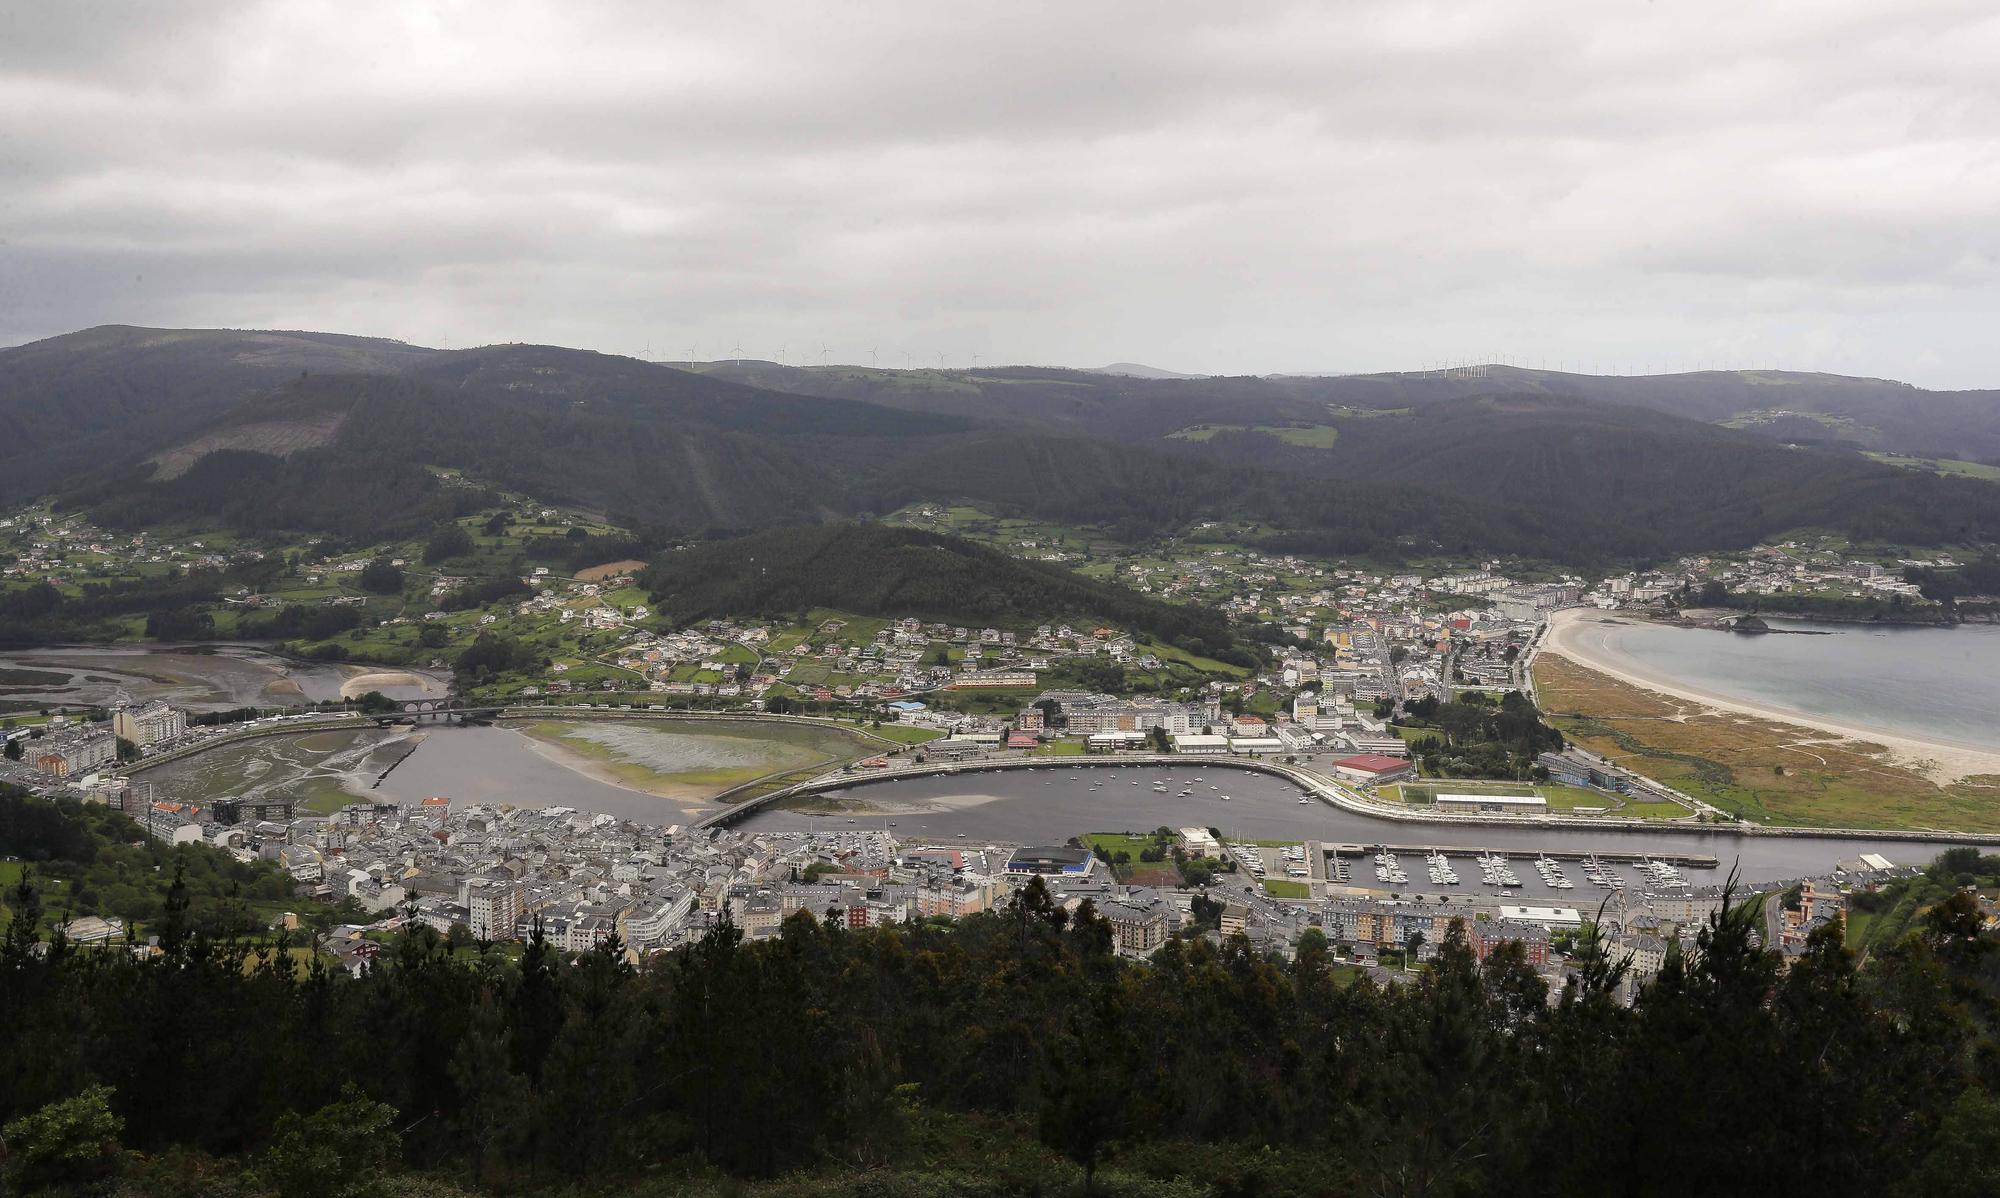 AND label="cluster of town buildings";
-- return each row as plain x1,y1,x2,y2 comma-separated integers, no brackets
156,782,1855,1004
110,789,1309,969
0,509,251,584
1582,541,1947,608
2,700,187,782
